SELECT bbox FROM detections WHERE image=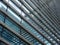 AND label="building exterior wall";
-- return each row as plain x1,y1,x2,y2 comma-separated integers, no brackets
0,0,60,45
